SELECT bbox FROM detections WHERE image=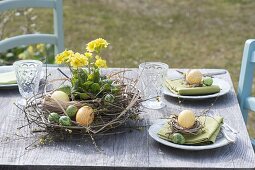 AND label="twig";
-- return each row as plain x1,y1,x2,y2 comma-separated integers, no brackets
57,68,70,79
